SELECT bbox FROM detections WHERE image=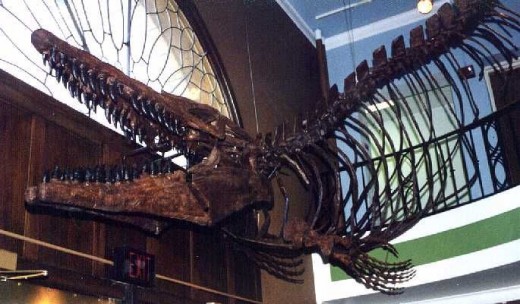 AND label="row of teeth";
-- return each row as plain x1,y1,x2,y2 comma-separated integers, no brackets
43,47,189,145
43,160,186,184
